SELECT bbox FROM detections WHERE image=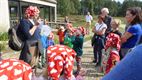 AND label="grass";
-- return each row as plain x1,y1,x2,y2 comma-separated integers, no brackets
58,15,125,32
